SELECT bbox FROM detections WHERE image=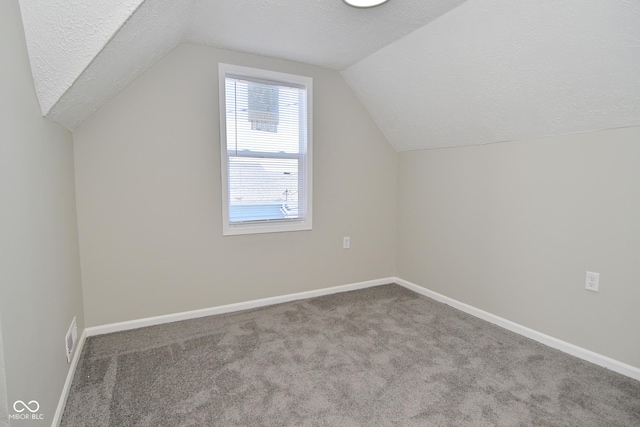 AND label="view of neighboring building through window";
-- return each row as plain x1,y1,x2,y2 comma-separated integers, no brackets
219,64,312,235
